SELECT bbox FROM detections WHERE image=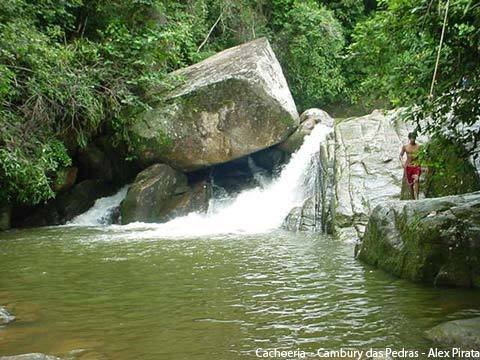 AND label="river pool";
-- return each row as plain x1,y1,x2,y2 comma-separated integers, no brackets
0,226,479,359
